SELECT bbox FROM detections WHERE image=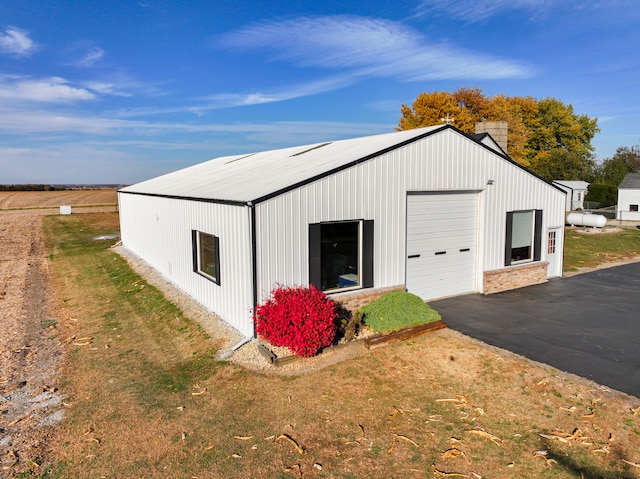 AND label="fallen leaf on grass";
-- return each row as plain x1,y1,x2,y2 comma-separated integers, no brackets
7,416,26,426
276,434,305,455
234,435,254,441
191,388,207,396
441,448,470,462
532,450,557,468
465,429,502,445
592,445,609,454
283,464,302,477
204,445,214,451
393,434,419,447
231,453,242,458
72,337,93,346
436,395,468,406
622,459,640,468
389,405,404,418
431,464,469,477
3,451,18,470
